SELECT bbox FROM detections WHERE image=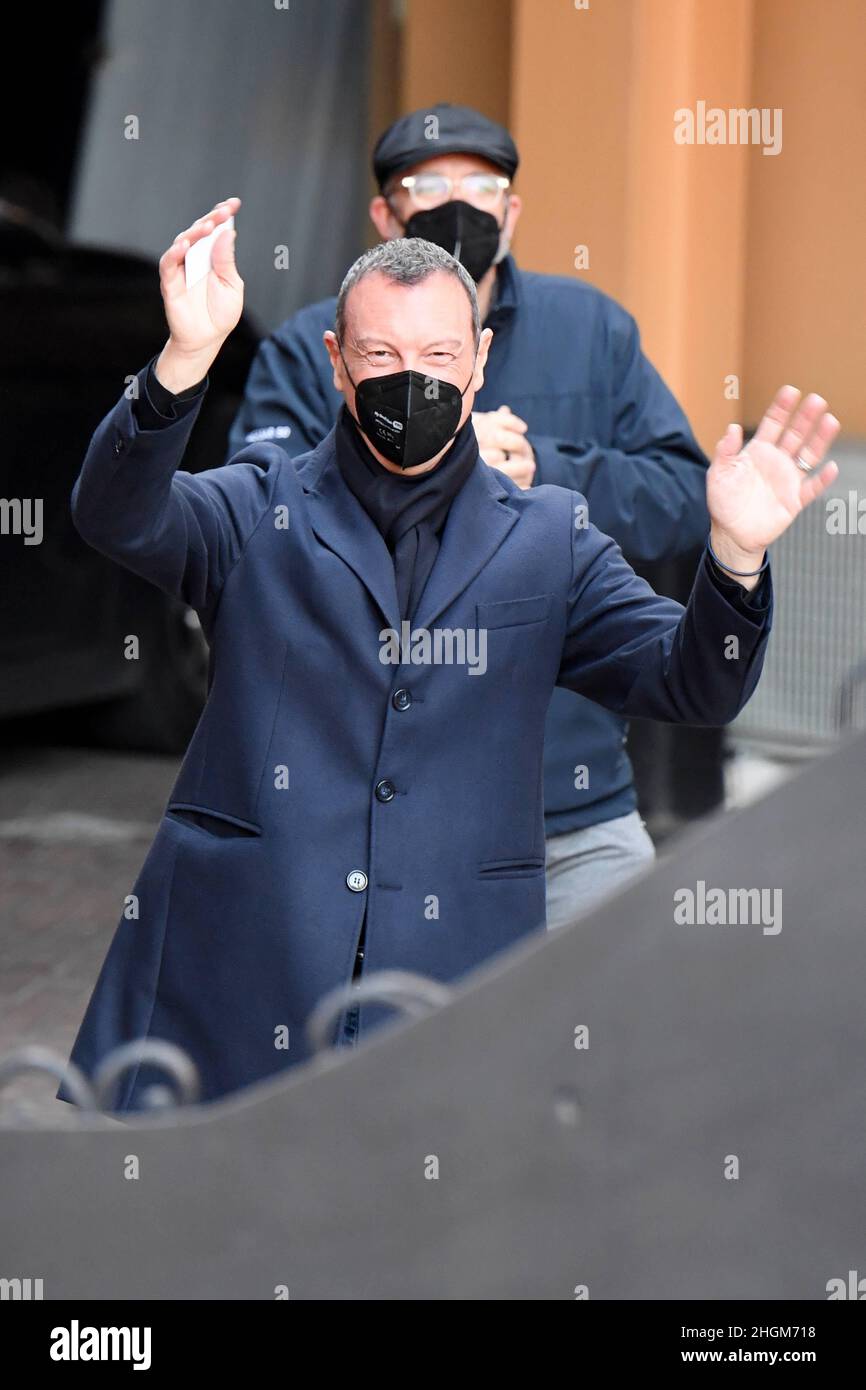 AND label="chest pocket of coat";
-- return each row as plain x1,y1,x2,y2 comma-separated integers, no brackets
476,593,552,630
